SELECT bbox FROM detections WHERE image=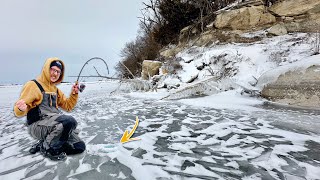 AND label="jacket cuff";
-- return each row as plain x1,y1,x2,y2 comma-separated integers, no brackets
14,106,27,117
